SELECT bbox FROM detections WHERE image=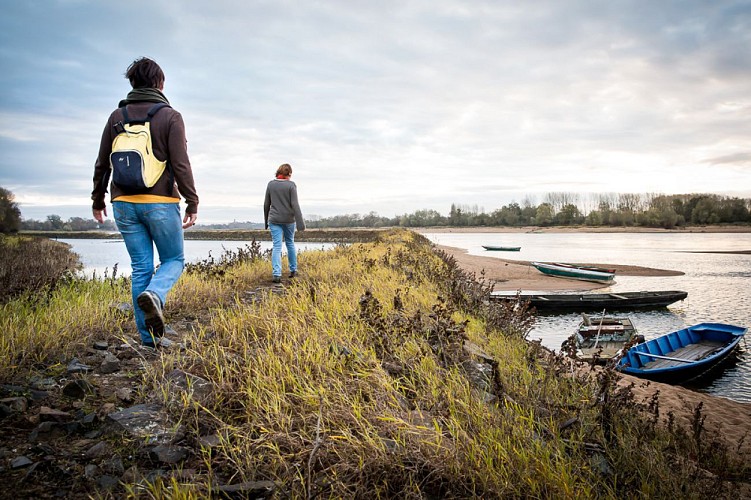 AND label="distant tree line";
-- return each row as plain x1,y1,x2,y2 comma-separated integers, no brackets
3,186,749,234
306,192,751,229
20,214,117,232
